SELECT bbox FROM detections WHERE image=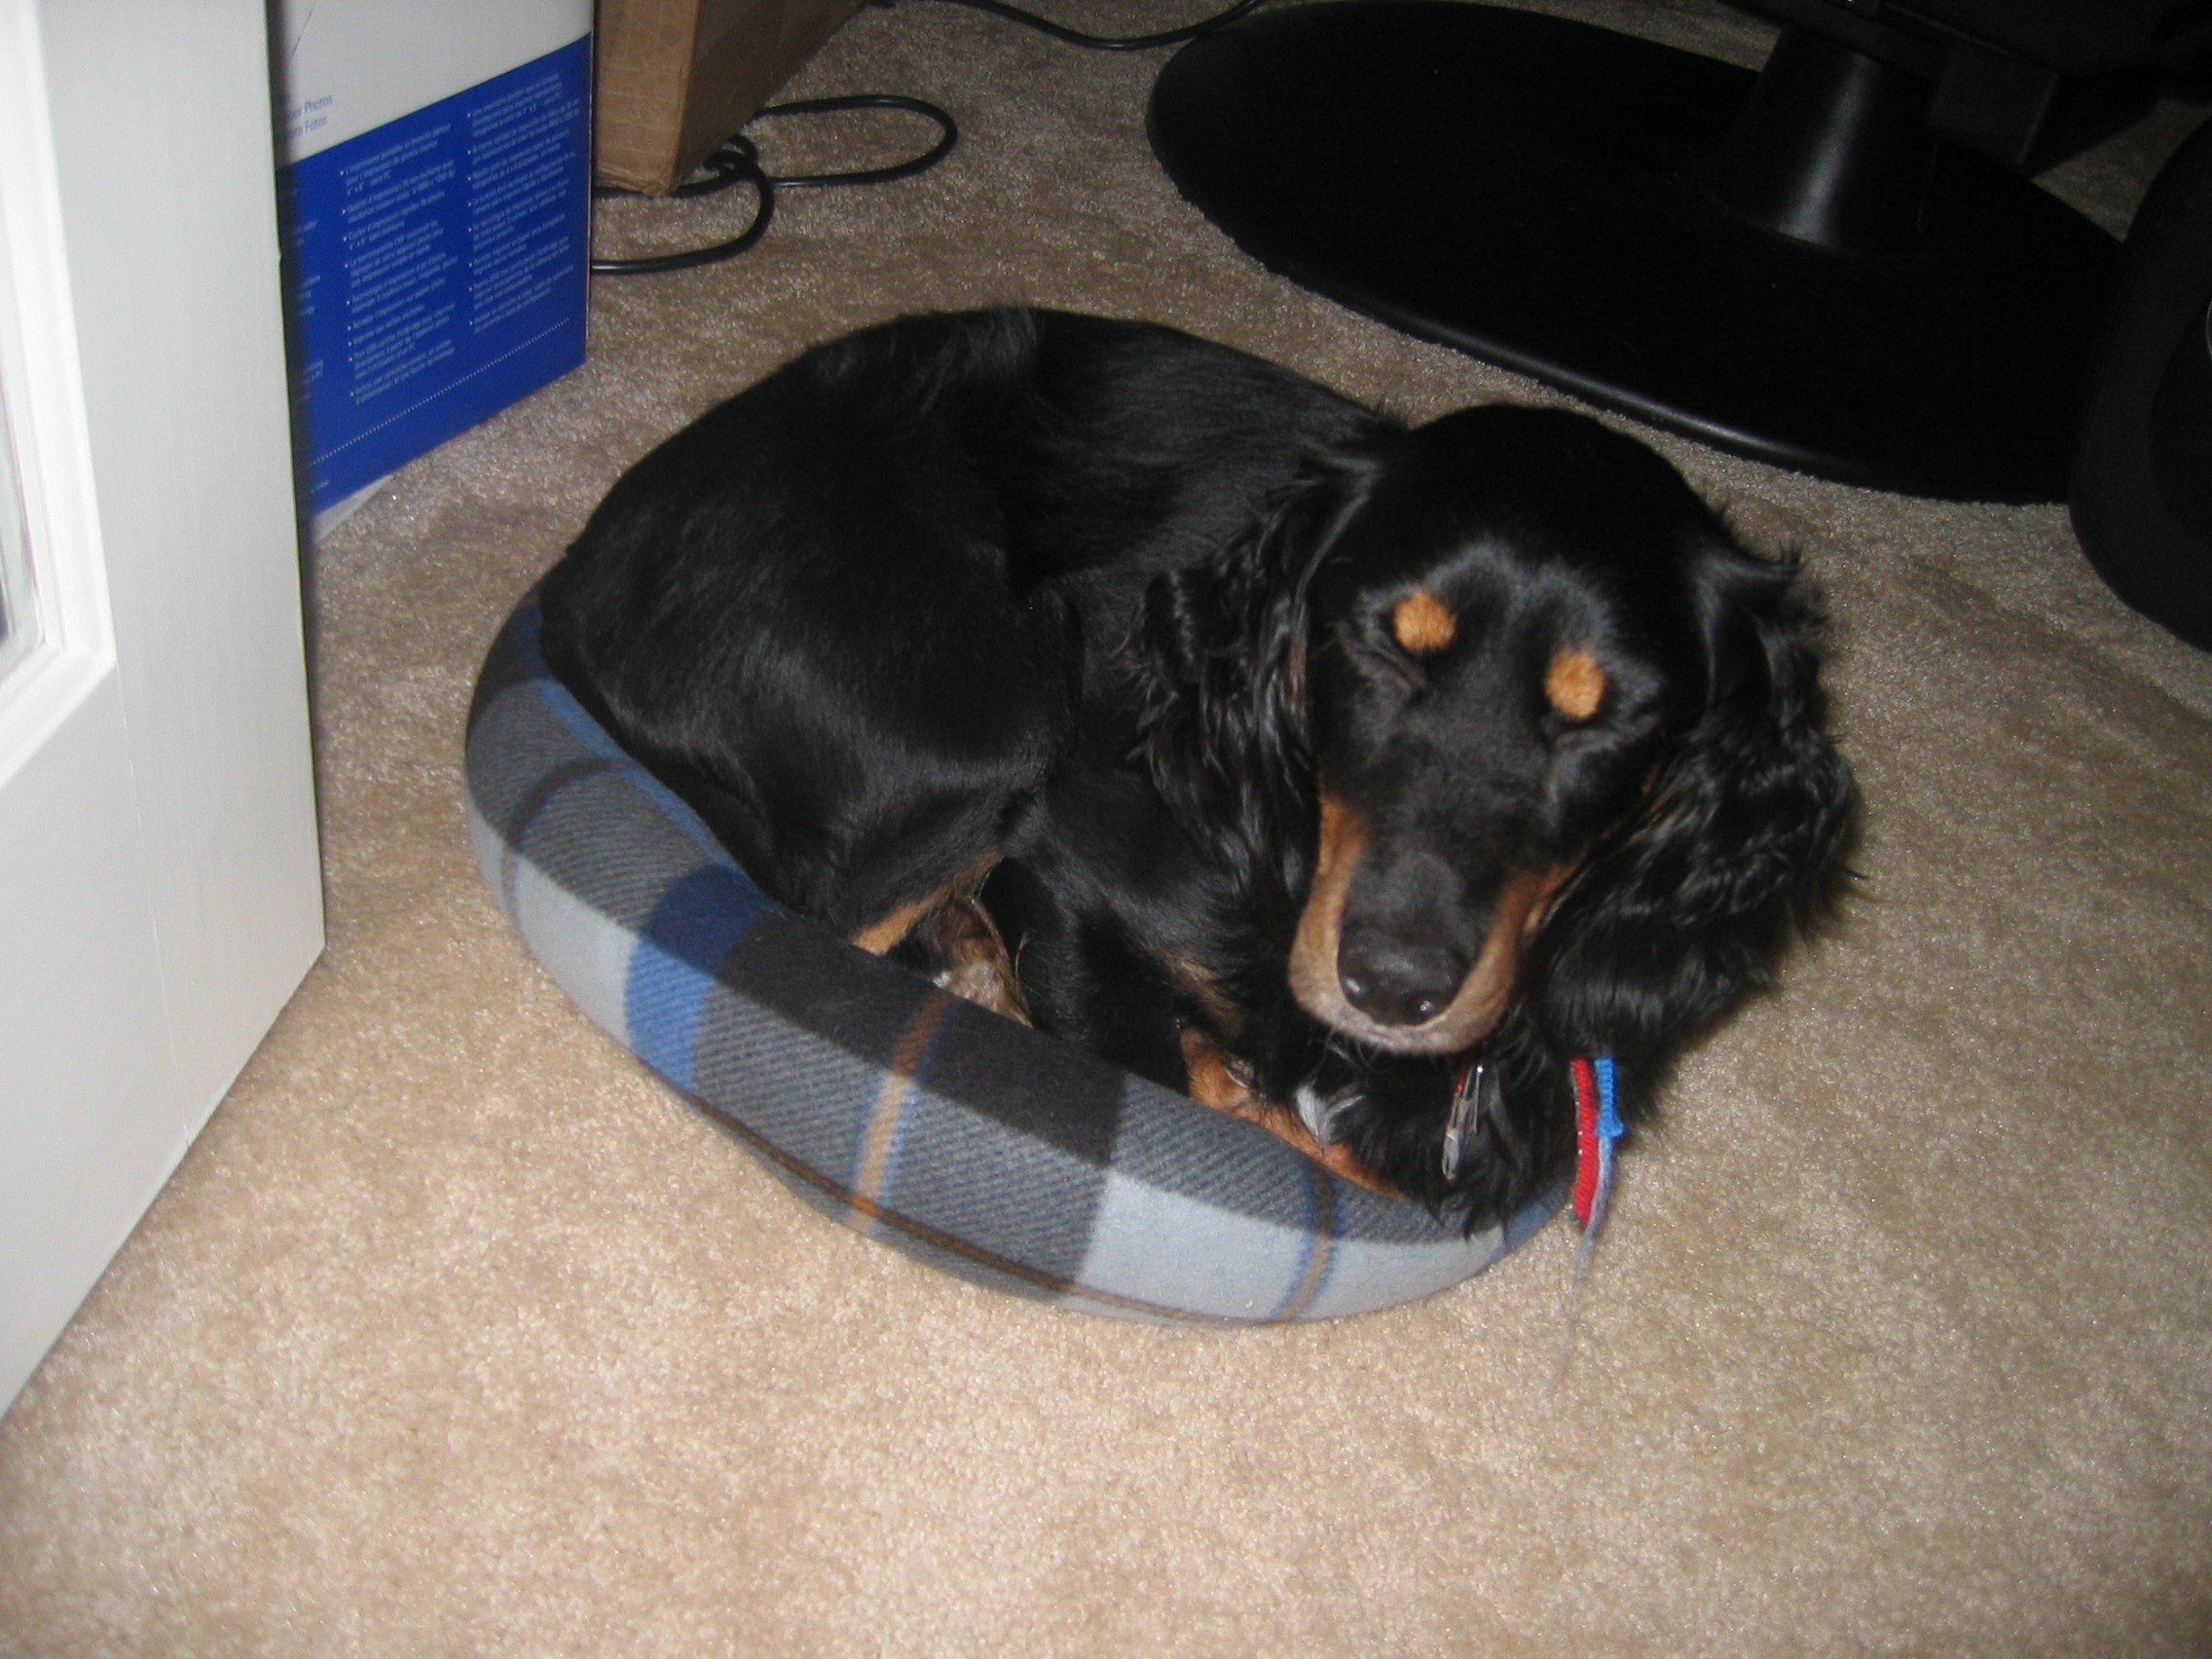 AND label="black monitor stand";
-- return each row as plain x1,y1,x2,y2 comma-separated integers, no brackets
1149,2,2121,501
